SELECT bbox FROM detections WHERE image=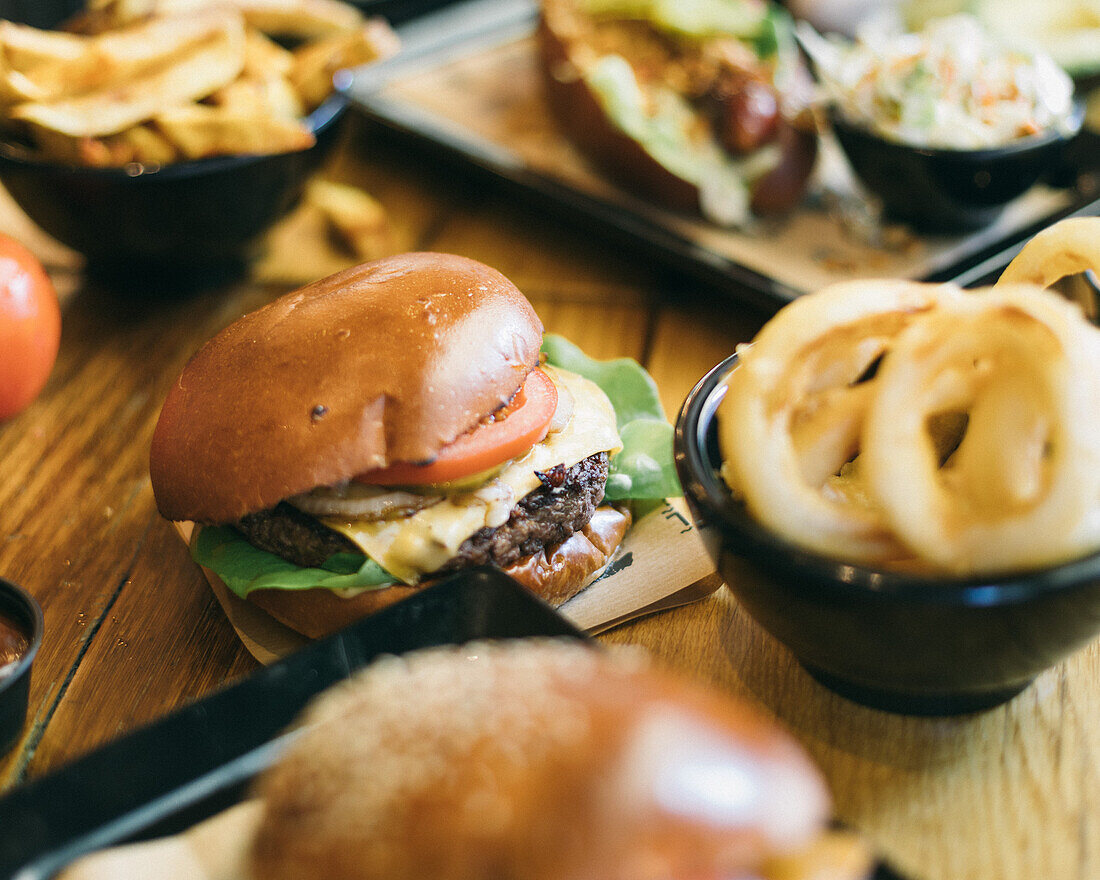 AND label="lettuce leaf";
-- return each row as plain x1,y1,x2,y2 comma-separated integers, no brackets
192,335,681,596
541,332,667,426
541,333,681,501
192,525,395,598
